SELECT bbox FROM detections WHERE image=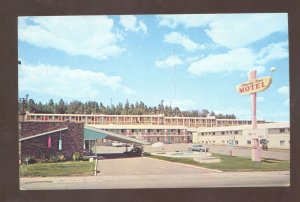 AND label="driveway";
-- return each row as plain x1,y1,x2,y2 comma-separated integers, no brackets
20,157,289,189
